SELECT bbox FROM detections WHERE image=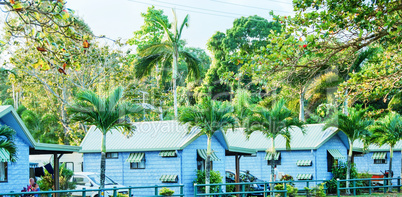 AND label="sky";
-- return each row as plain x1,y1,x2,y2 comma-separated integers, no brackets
66,0,295,51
